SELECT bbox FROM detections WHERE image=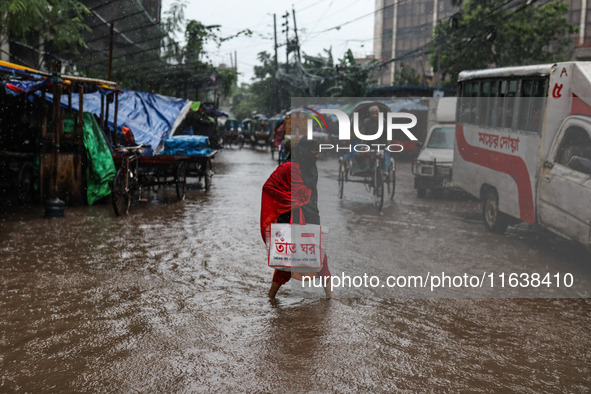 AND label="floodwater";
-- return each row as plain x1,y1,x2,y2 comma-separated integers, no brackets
1,149,590,392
